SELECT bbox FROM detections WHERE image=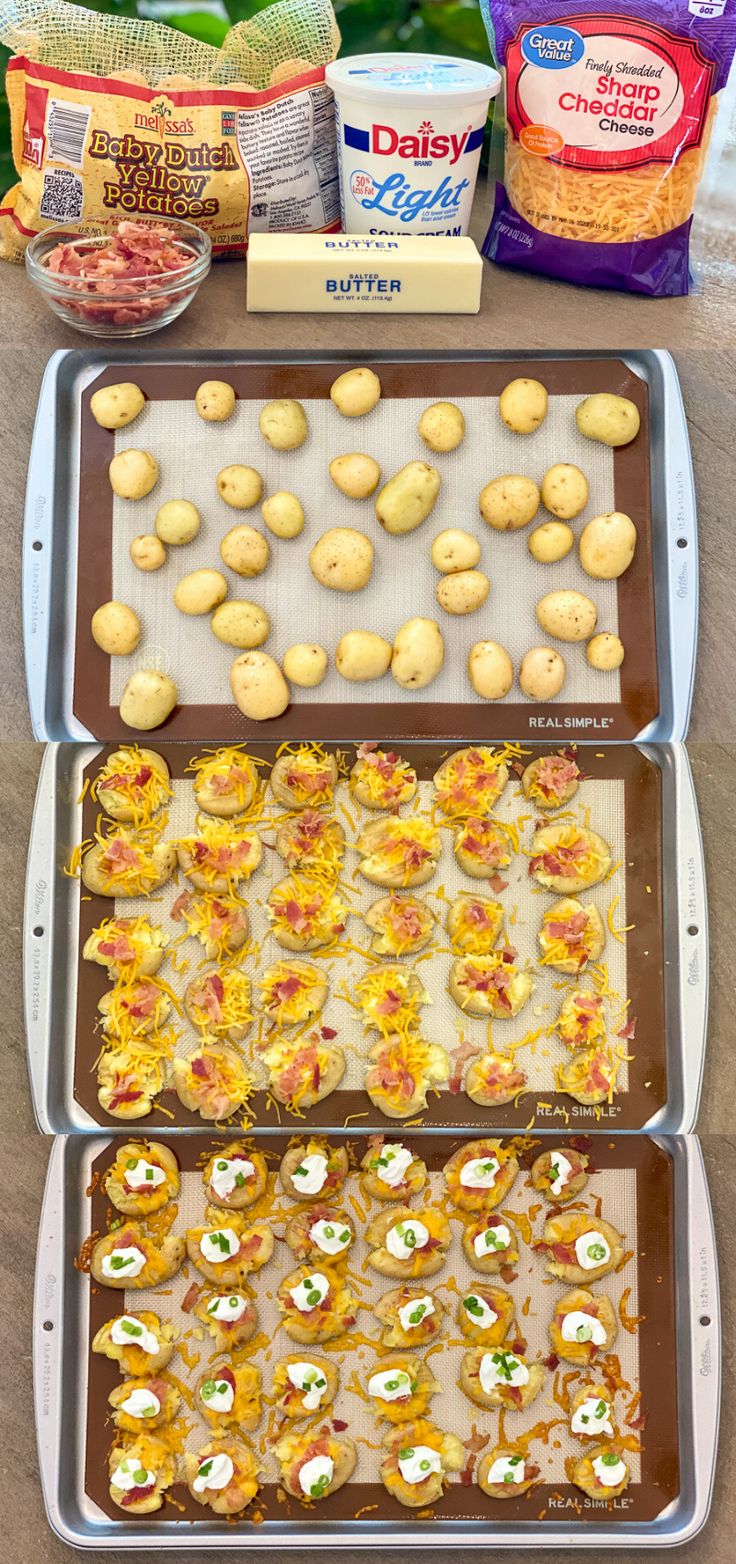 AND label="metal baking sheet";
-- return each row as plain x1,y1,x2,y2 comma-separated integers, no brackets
23,349,697,744
33,1131,720,1548
24,740,708,1134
